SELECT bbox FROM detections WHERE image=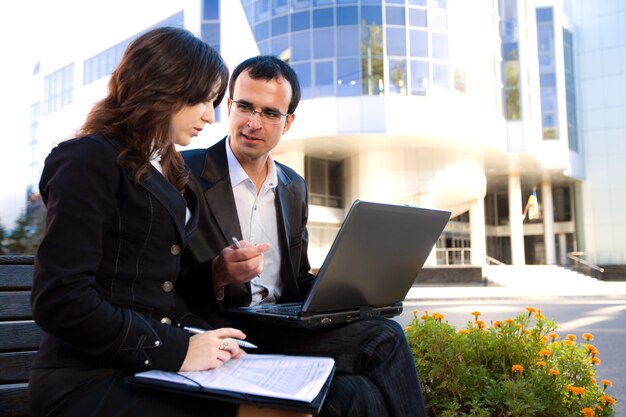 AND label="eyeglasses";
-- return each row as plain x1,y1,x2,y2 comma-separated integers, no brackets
230,99,290,125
